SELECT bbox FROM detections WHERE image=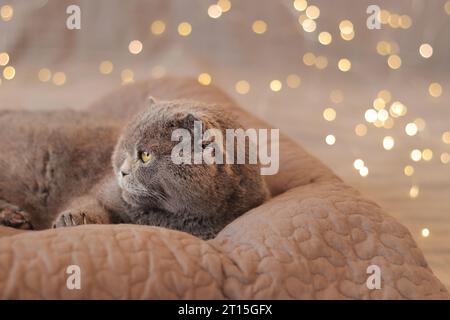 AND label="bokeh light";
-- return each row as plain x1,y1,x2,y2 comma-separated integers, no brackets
270,80,282,92
178,22,192,36
3,66,15,80
121,69,134,84
387,54,402,69
198,73,212,86
52,72,66,86
355,124,367,137
383,136,395,150
208,4,222,19
150,20,166,35
99,60,114,74
293,0,308,11
235,80,250,94
286,74,301,88
325,134,336,145
419,43,433,58
0,52,10,66
338,58,351,72
252,20,267,34
128,40,143,54
38,68,52,82
404,165,414,176
0,5,13,21
323,108,336,121
217,0,231,12
428,82,442,97
318,32,332,45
